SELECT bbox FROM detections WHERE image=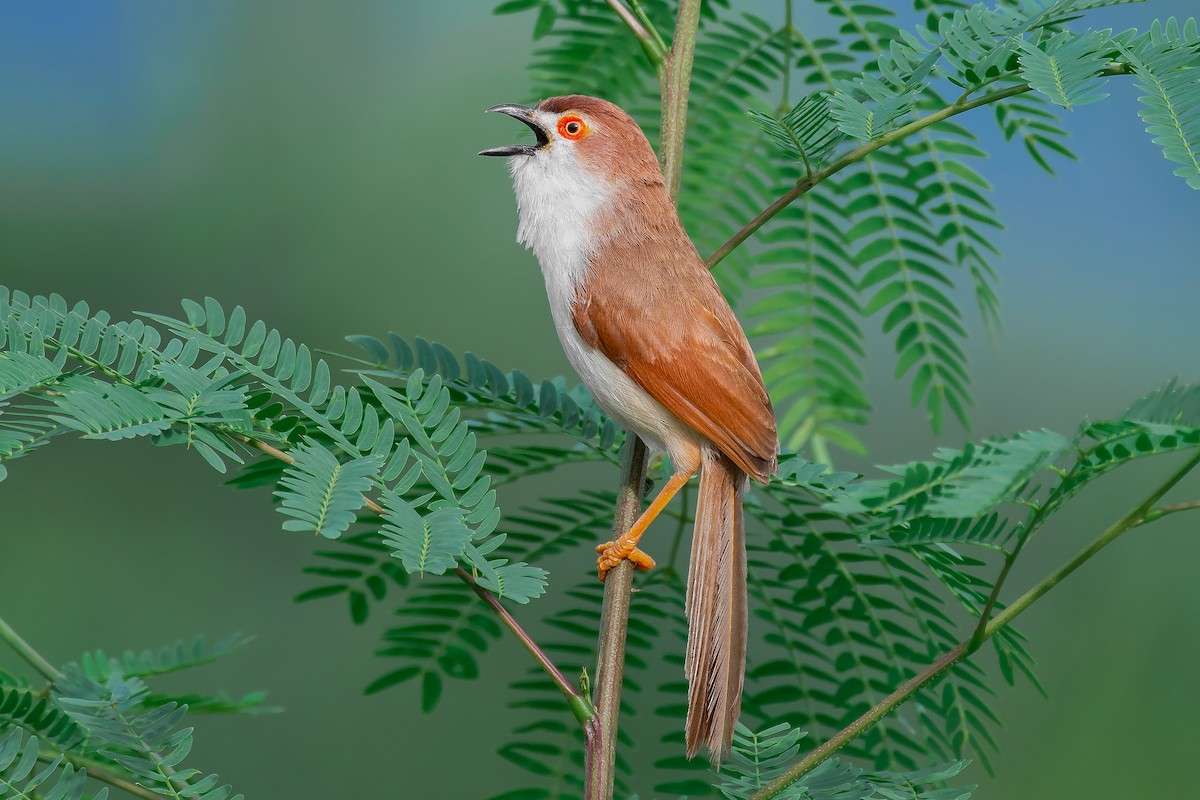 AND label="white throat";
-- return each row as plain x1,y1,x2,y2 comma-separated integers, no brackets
509,150,611,308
